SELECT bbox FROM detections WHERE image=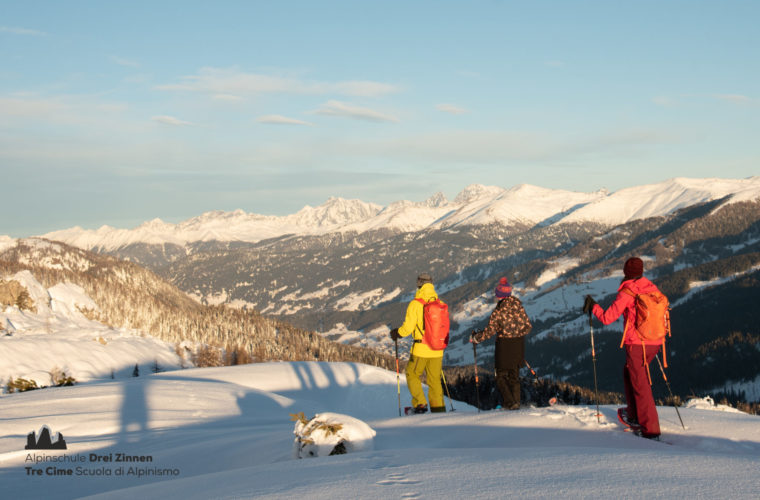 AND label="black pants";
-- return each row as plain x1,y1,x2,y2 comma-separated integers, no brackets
494,336,525,408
